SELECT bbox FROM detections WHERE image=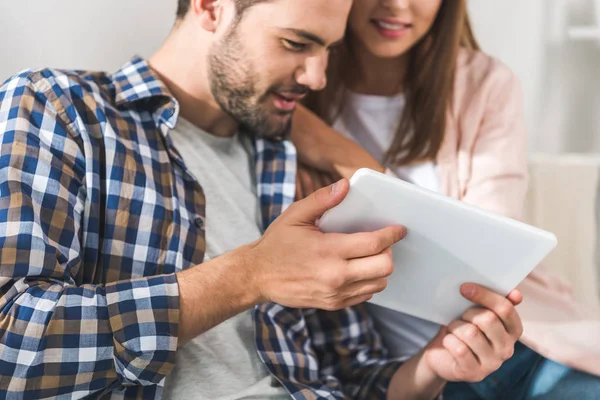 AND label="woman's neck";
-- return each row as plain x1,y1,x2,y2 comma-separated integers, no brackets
346,38,409,97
